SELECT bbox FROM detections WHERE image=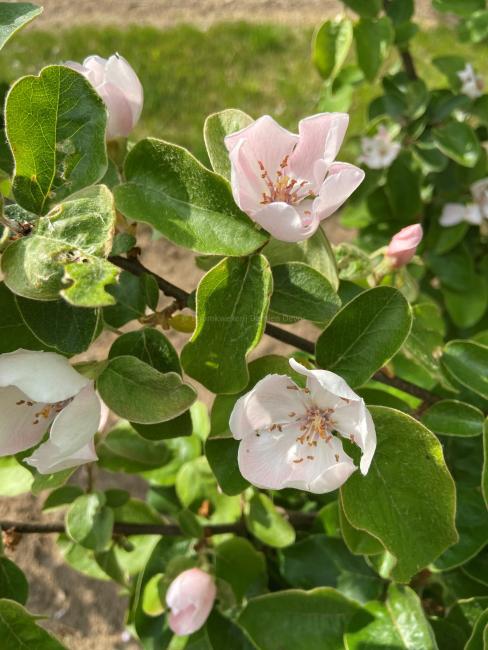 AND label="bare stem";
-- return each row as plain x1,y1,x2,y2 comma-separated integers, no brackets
109,255,438,406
